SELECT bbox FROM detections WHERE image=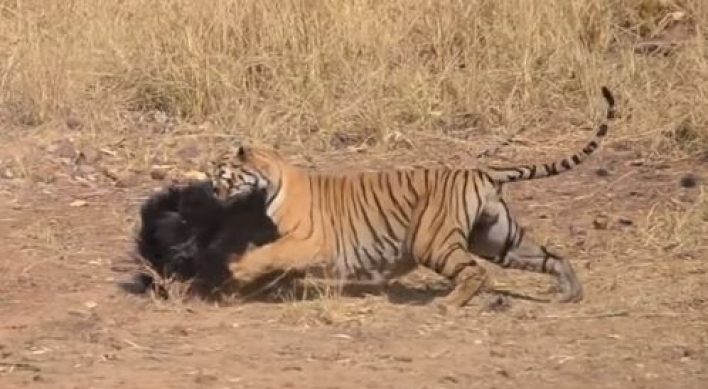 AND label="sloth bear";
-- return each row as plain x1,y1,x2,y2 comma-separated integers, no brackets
121,180,280,299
